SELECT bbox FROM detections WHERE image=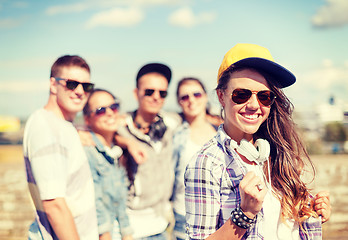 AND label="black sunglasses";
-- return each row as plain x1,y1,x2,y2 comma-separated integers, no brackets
231,88,276,106
144,89,168,98
91,102,120,116
179,92,203,102
55,77,95,93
